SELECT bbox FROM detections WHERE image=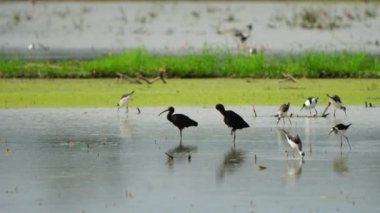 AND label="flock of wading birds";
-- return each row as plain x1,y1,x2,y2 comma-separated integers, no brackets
117,91,352,159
